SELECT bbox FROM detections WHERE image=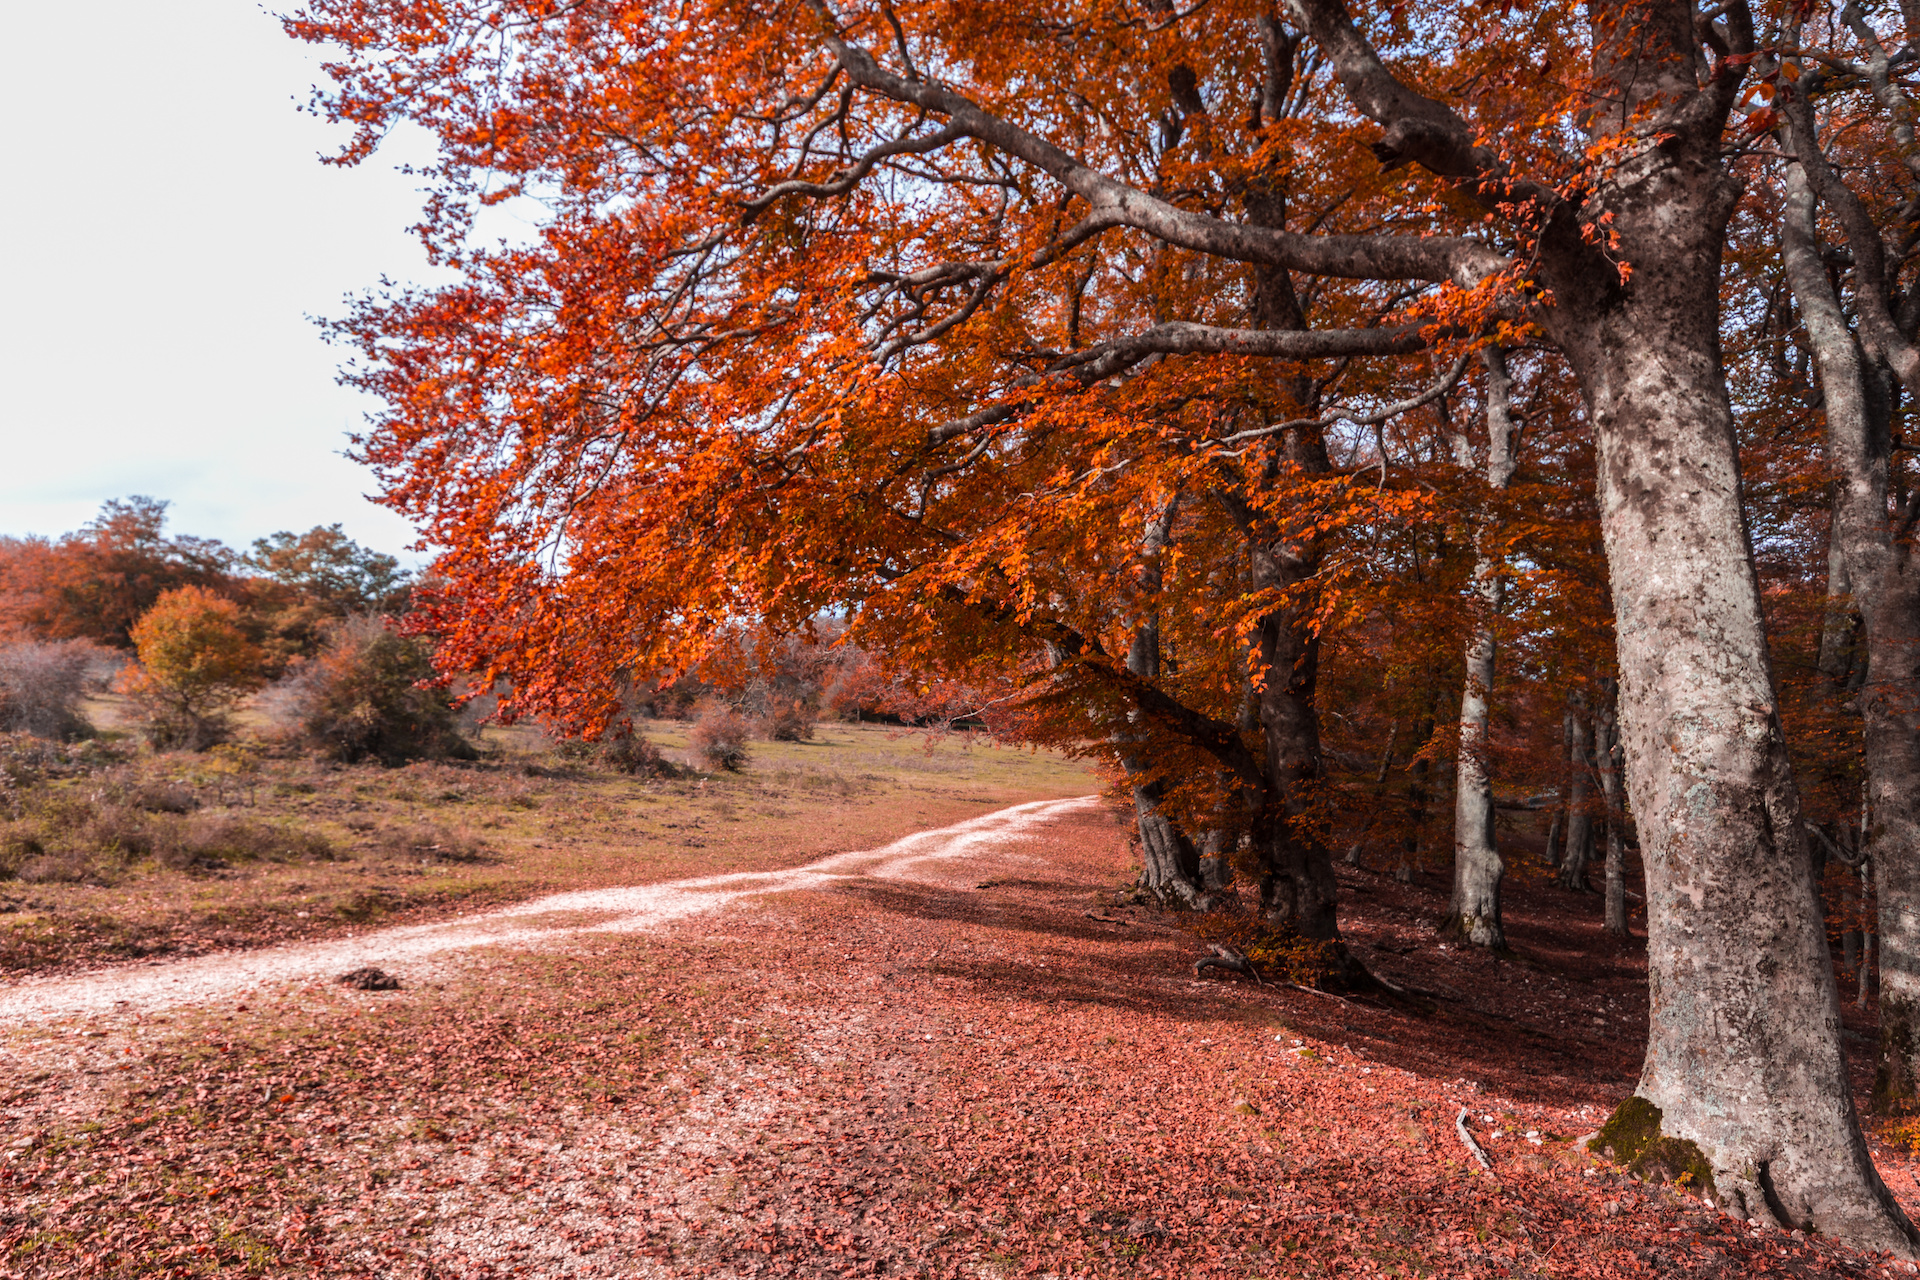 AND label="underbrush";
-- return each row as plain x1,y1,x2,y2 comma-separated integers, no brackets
1184,911,1344,987
0,779,337,883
